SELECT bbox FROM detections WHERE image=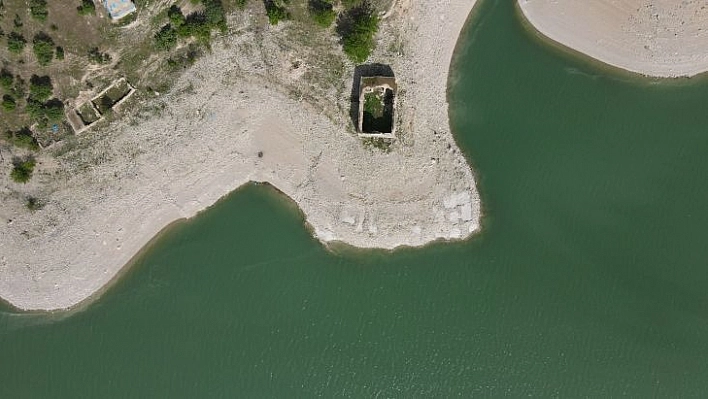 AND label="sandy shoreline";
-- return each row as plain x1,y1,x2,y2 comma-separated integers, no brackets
0,1,481,311
518,0,708,78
